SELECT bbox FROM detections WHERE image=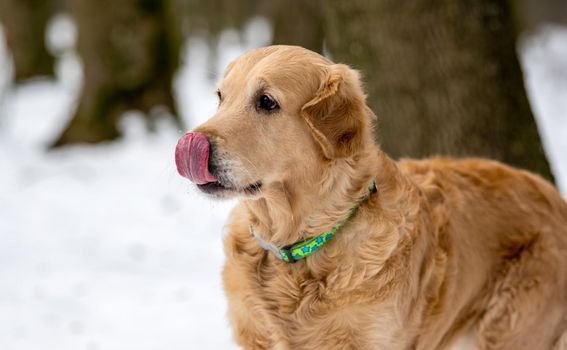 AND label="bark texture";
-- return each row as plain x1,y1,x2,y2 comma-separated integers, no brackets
53,0,181,146
324,0,554,181
514,0,567,32
0,0,55,81
269,0,324,54
182,0,256,36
